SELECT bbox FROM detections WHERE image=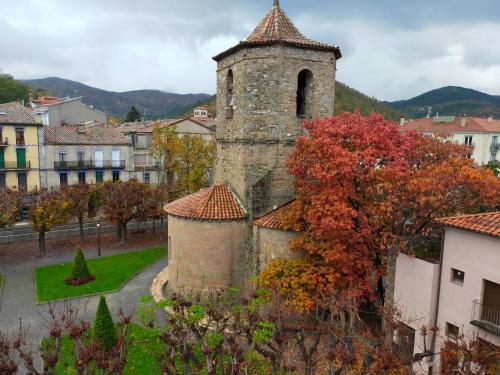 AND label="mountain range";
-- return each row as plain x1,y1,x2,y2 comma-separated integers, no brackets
21,77,499,121
21,77,212,119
